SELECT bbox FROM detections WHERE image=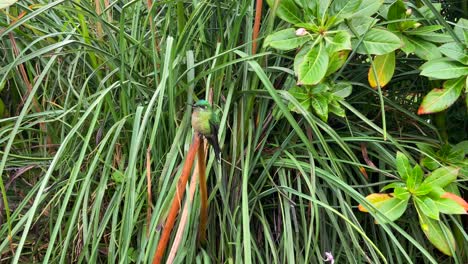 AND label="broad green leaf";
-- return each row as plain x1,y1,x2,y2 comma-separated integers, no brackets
416,143,436,156
264,29,310,50
310,94,329,121
325,30,352,53
340,16,376,36
317,0,331,19
418,33,454,43
332,82,352,98
415,197,439,220
266,0,303,24
398,34,415,54
421,157,439,172
404,25,445,35
441,192,468,211
418,207,456,256
407,164,423,191
353,28,401,55
454,18,468,43
453,140,468,155
298,44,329,85
408,38,441,60
434,198,467,215
358,193,393,212
0,0,17,9
420,58,468,80
413,183,432,196
380,182,405,192
368,51,395,88
439,42,468,65
328,99,345,117
396,152,412,180
417,3,442,20
352,0,383,18
294,45,310,74
394,187,410,200
417,77,465,114
330,0,362,19
325,50,349,76
374,197,409,224
422,166,459,188
387,0,406,21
